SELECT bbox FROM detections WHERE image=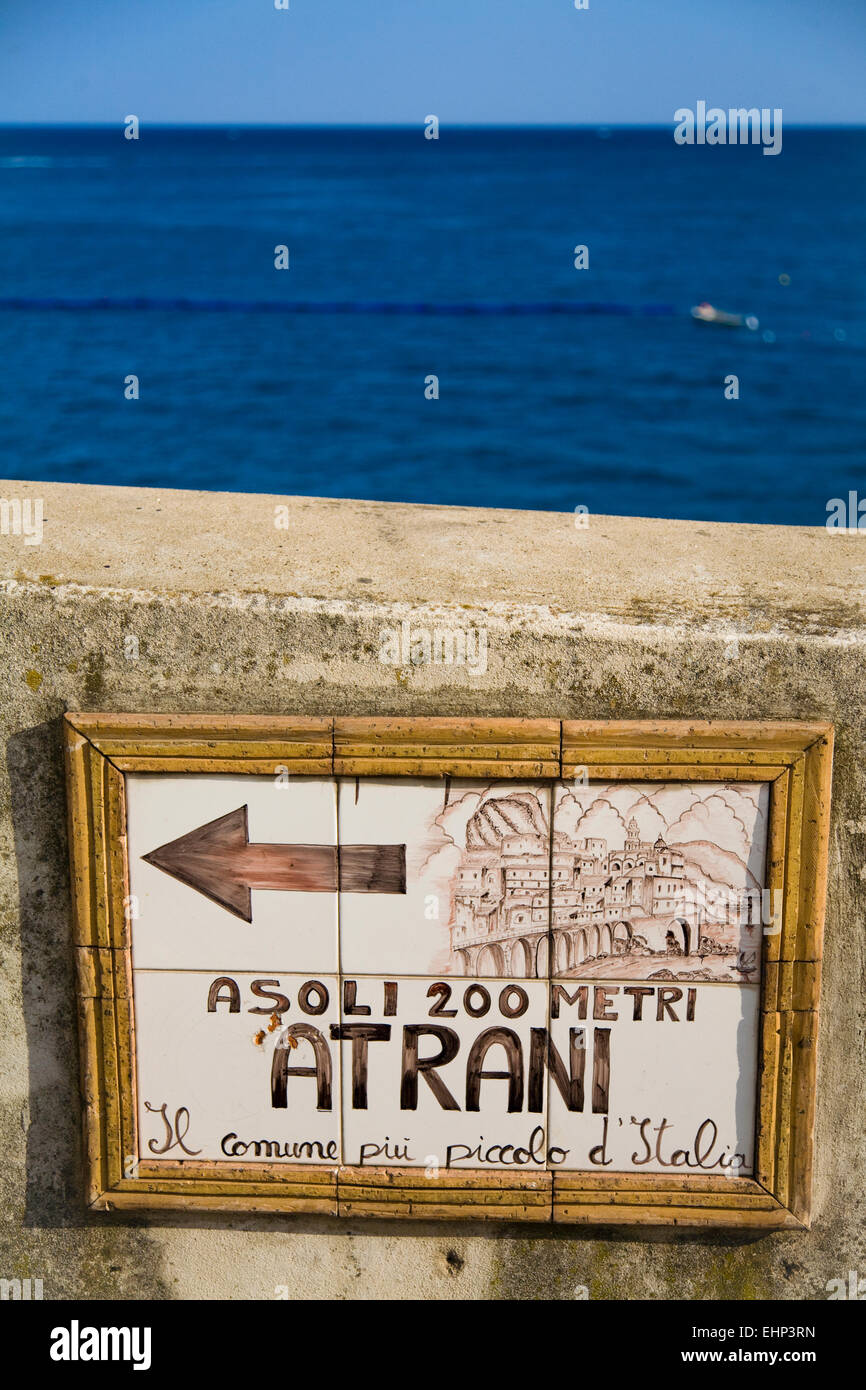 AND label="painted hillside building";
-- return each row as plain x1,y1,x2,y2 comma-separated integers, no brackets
449,794,760,981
